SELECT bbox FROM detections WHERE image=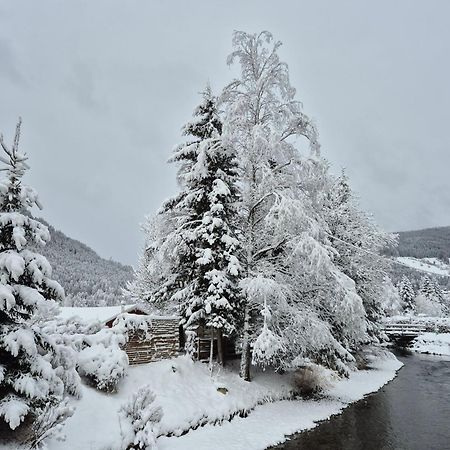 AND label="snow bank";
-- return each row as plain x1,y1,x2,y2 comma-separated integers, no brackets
39,352,401,450
158,354,402,450
412,332,450,356
45,356,294,450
